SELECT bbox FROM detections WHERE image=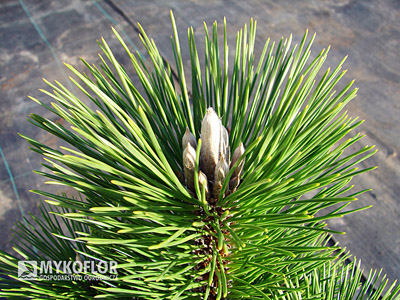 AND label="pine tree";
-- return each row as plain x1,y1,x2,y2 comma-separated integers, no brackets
0,11,399,299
